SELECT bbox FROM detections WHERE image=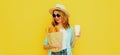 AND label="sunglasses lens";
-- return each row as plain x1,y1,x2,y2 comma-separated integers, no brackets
57,14,60,17
52,14,56,17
